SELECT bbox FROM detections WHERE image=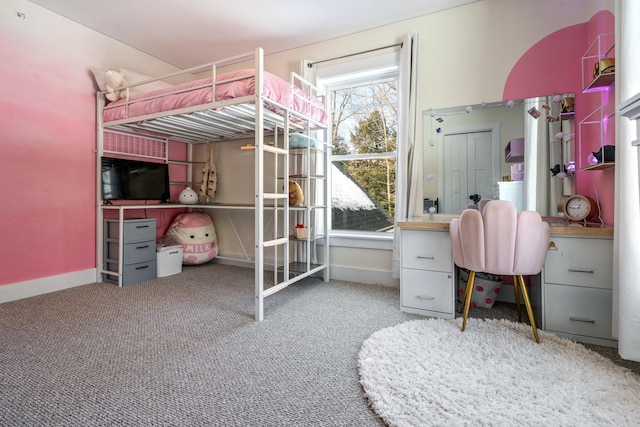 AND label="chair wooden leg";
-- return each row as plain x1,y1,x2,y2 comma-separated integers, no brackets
512,275,522,322
517,275,540,343
461,271,476,332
